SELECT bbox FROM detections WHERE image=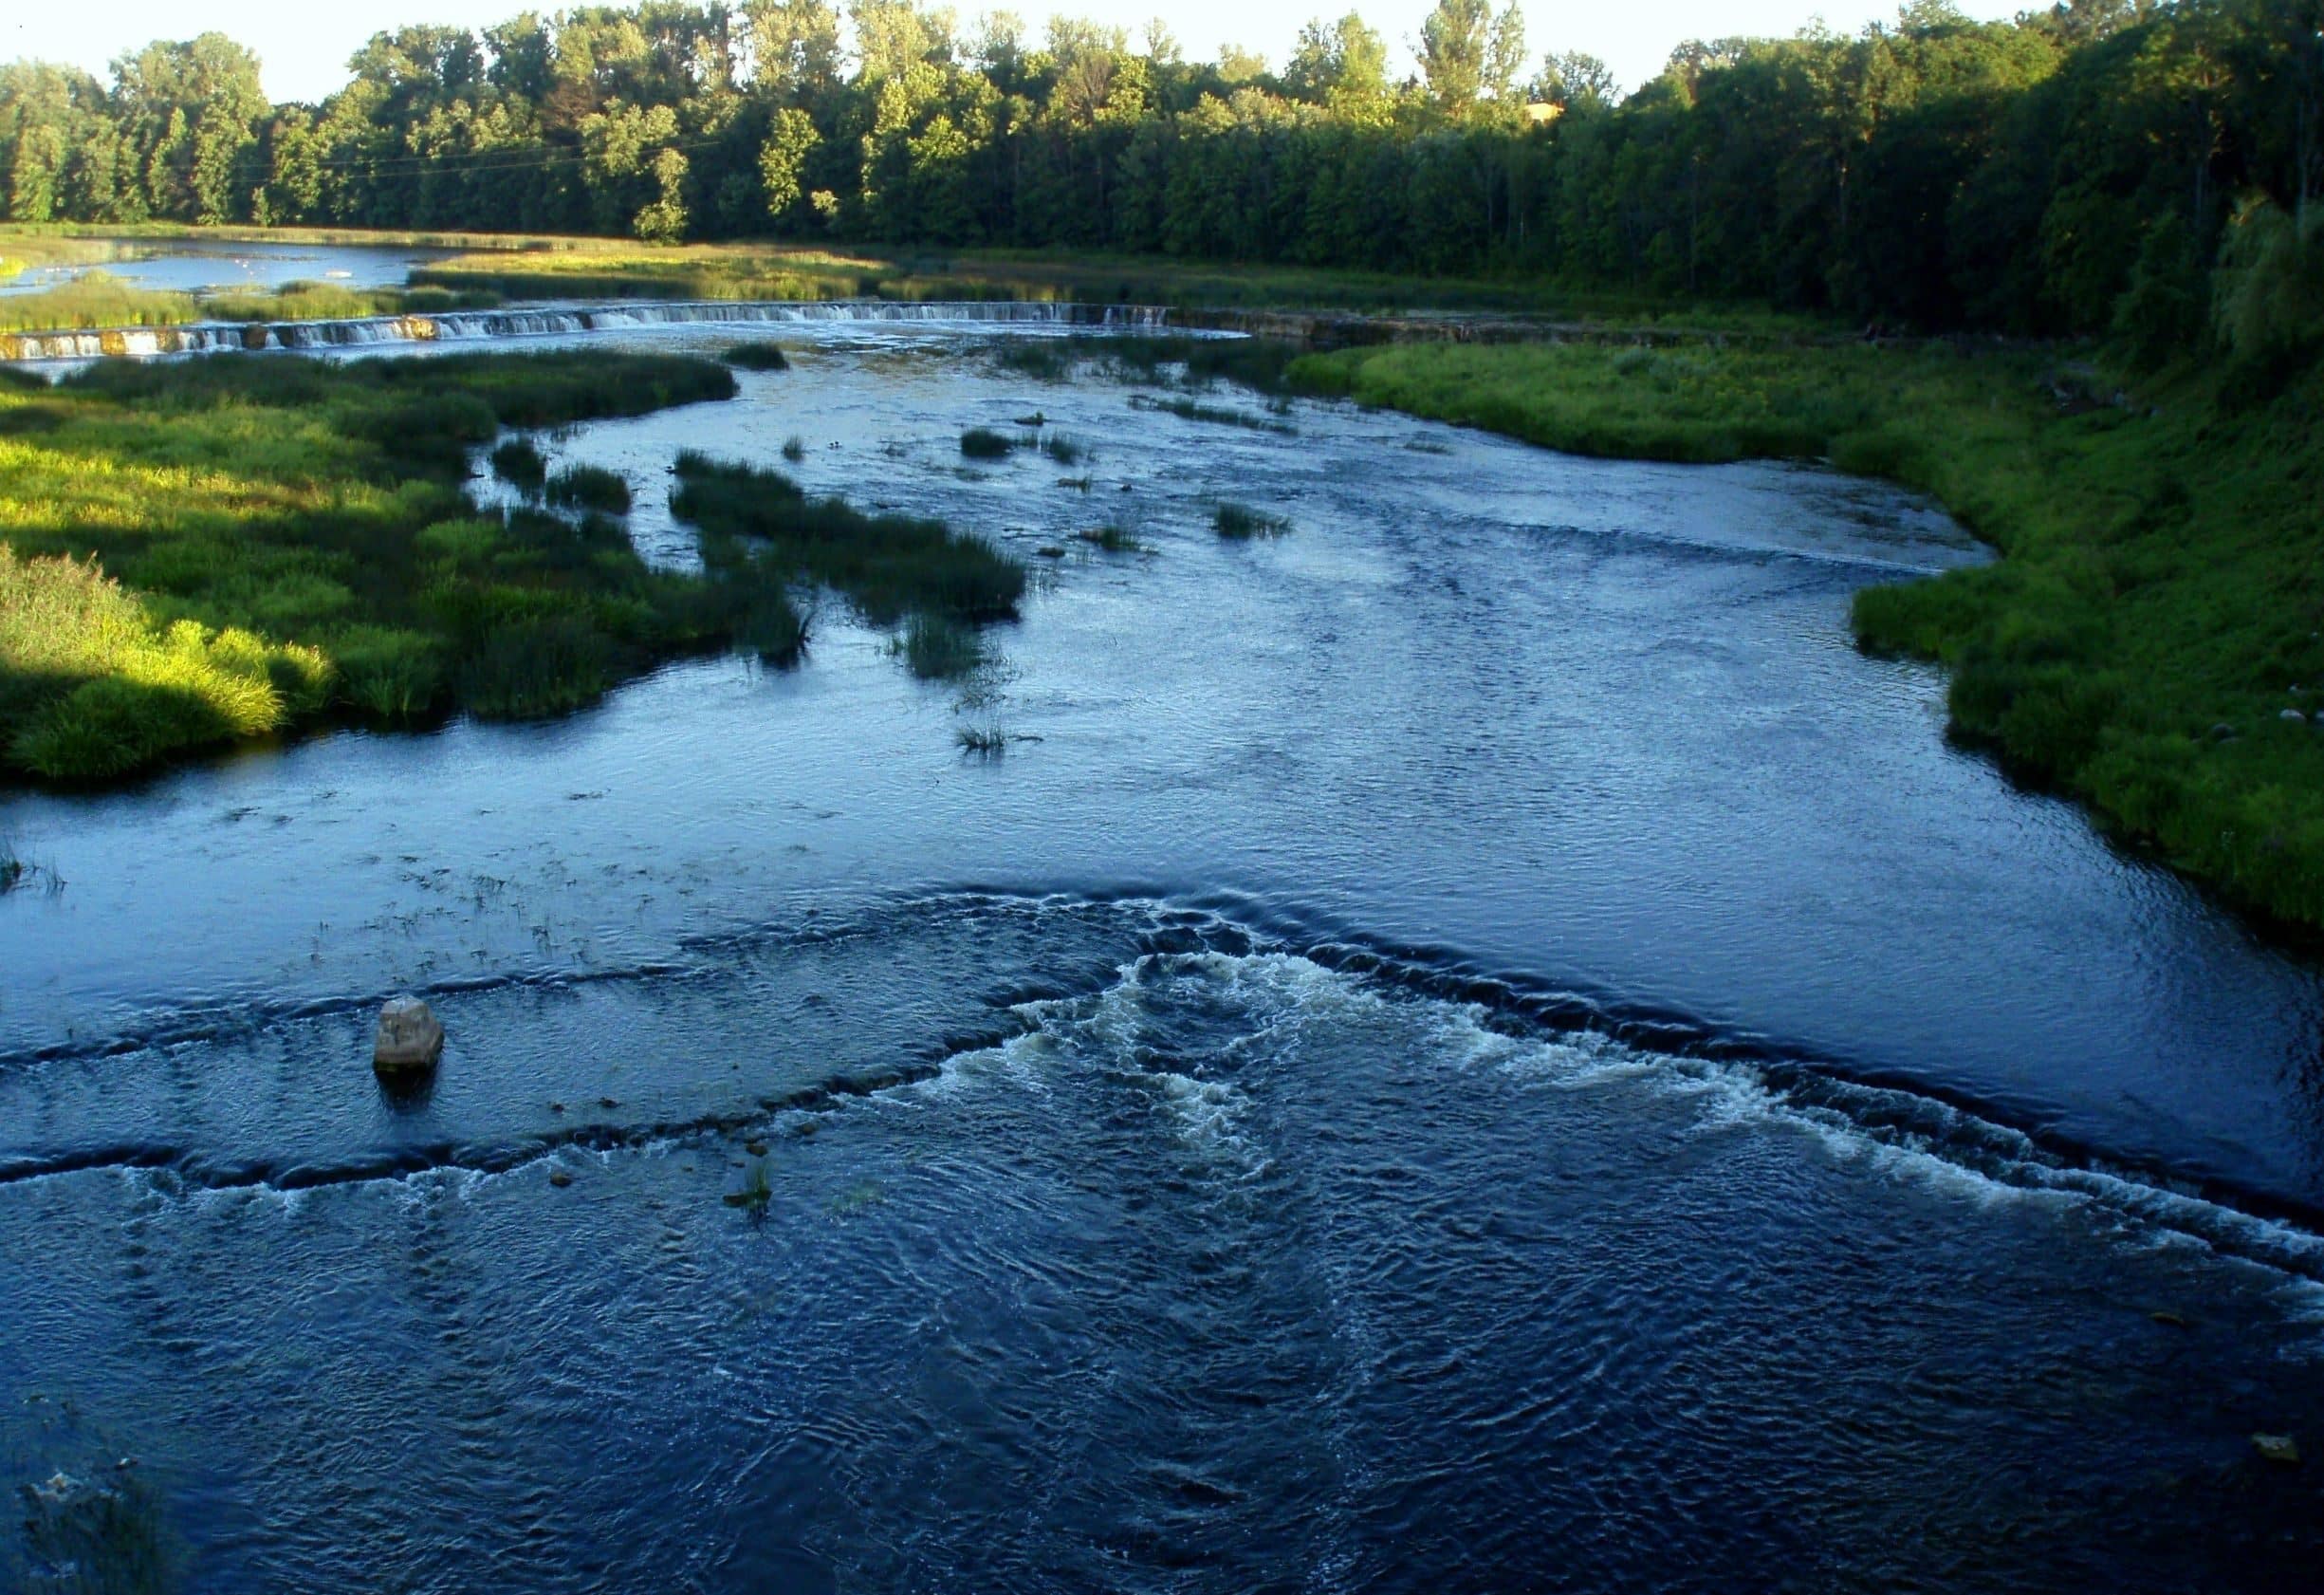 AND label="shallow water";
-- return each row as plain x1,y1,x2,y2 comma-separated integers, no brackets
0,238,452,298
3,324,2320,1589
